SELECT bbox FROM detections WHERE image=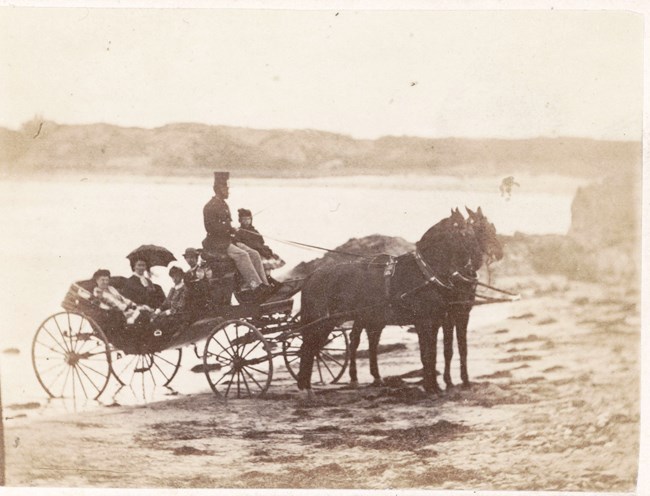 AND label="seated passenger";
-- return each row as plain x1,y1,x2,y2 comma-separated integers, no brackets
122,258,165,308
92,269,151,325
154,266,187,318
182,247,205,282
235,208,285,277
